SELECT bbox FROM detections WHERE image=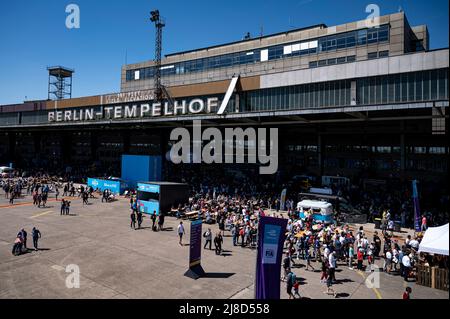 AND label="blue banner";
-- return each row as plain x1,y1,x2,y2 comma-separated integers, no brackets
255,216,288,299
87,178,121,194
412,180,421,232
137,183,161,215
